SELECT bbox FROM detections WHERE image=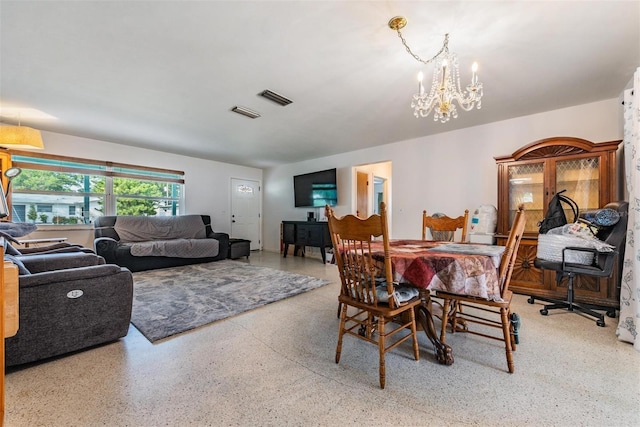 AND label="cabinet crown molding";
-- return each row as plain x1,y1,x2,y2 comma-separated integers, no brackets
495,137,622,163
